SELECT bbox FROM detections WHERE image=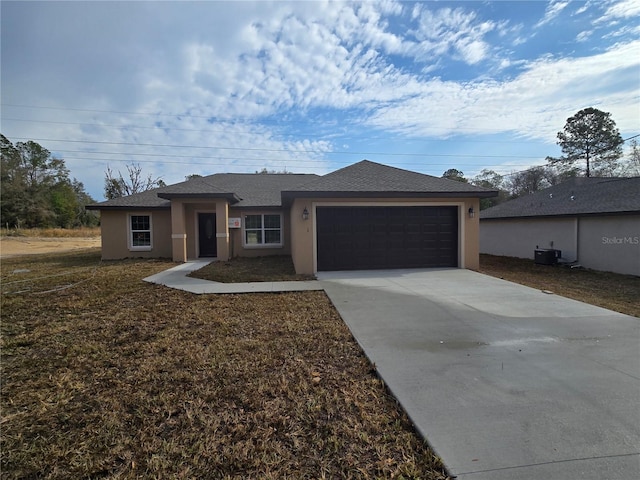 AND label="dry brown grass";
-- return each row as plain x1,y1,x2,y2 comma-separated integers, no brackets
190,255,316,283
1,227,101,238
1,250,450,479
480,254,640,317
